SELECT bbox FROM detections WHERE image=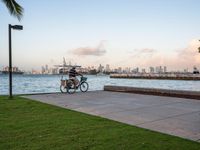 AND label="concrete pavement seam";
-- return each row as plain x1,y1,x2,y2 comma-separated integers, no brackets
98,101,183,116
135,110,200,126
